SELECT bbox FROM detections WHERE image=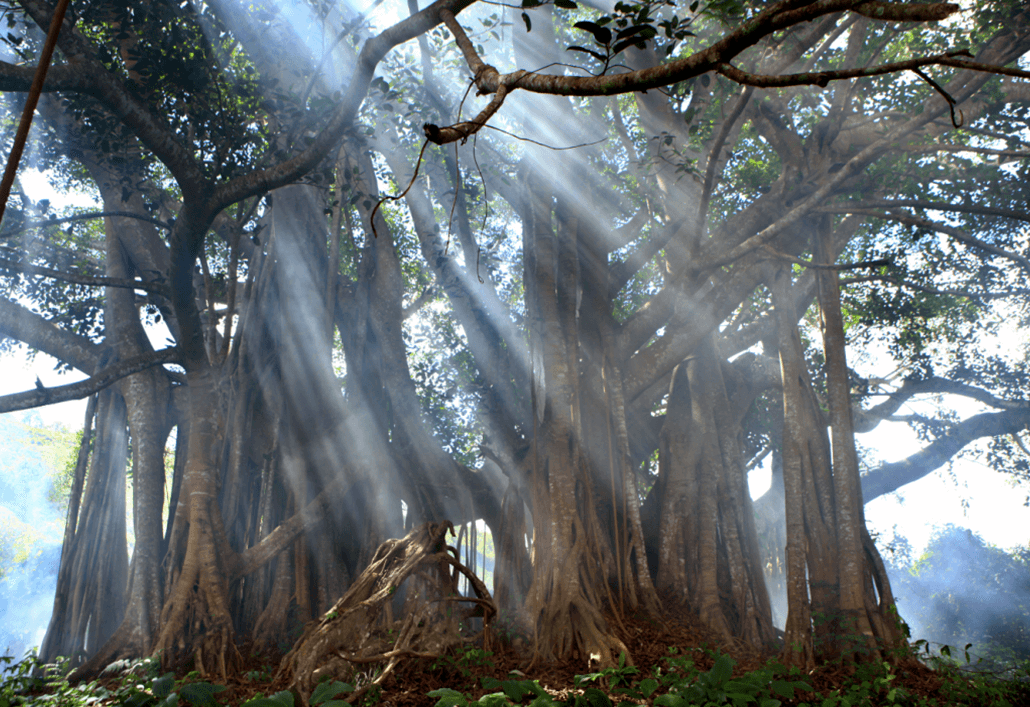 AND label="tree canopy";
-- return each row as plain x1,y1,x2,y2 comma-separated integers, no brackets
0,0,1028,695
